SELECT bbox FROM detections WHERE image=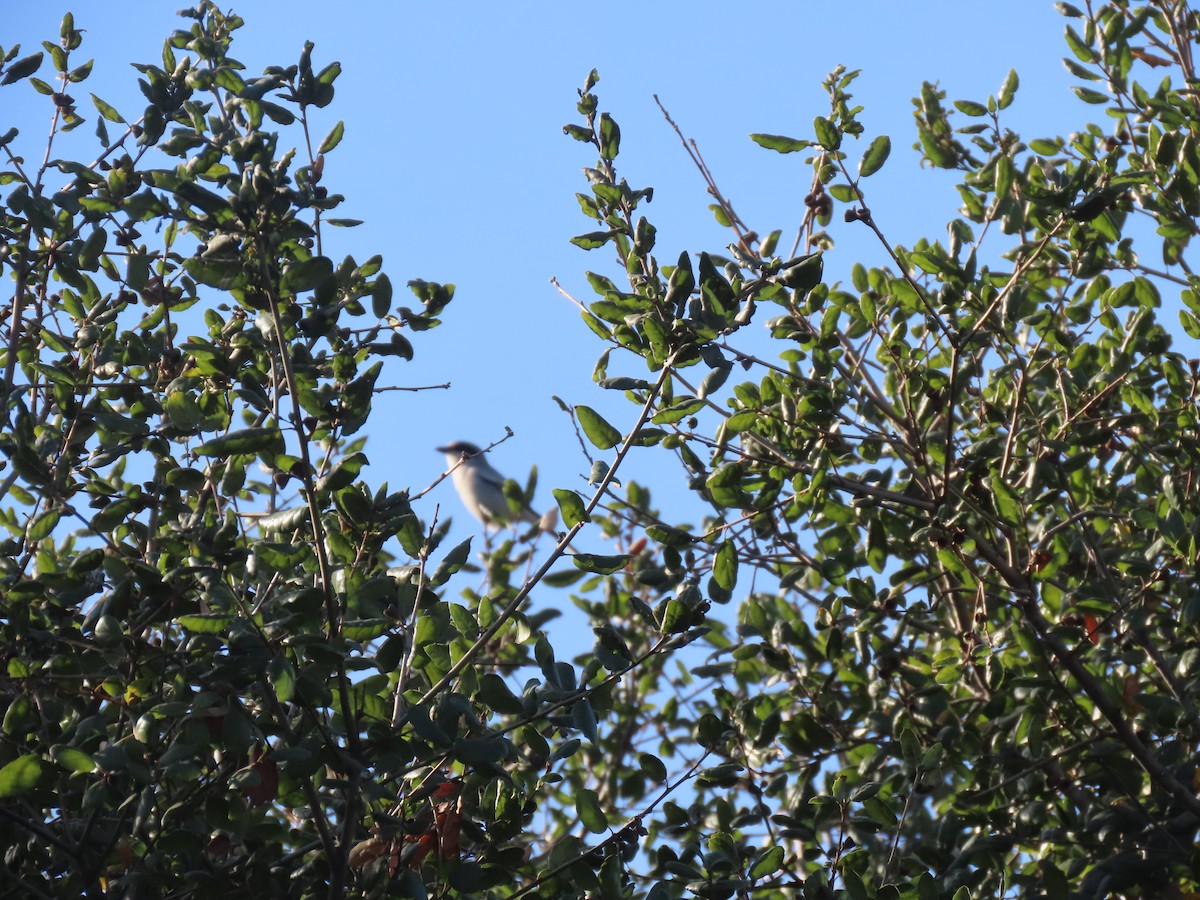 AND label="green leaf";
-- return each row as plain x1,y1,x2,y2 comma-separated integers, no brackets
645,524,694,548
543,567,586,588
697,712,724,750
748,845,784,879
371,273,393,318
268,657,295,702
750,133,810,153
317,60,342,85
858,135,891,177
68,59,93,83
954,100,989,117
0,756,43,798
431,538,472,587
164,390,203,430
573,698,598,743
260,101,295,125
453,738,509,766
177,615,233,633
995,154,1014,198
709,203,732,227
814,115,840,150
639,753,667,782
998,68,1019,109
1073,86,1109,104
195,427,284,458
990,475,1022,521
1064,25,1095,62
77,226,107,271
570,231,614,250
771,252,823,293
553,488,591,528
576,788,608,833
599,112,620,159
344,619,389,641
50,746,95,774
126,253,151,291
281,256,334,294
90,93,125,122
563,123,592,142
478,674,523,714
712,540,738,591
576,405,622,449
184,256,245,290
1,53,44,86
572,553,629,575
318,120,344,154
1180,310,1200,340
257,506,309,533
26,507,61,542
